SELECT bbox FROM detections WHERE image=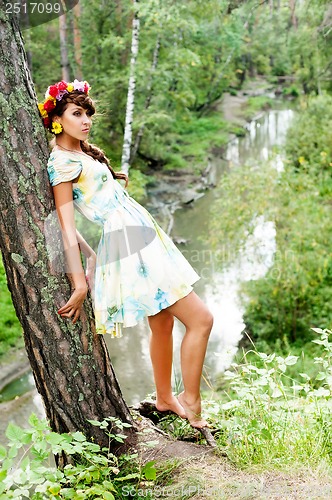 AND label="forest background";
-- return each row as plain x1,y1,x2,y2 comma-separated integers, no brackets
1,0,332,493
